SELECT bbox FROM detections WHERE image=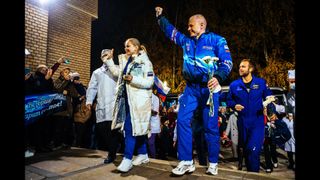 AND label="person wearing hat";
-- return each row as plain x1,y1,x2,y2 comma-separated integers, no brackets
25,57,66,95
286,70,295,116
25,64,54,95
25,63,55,155
25,57,66,155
